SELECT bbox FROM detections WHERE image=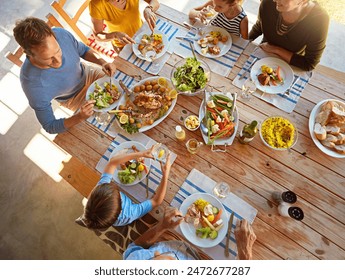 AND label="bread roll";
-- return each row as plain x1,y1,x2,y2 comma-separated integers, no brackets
315,101,333,126
314,123,327,140
325,125,340,135
334,144,345,154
